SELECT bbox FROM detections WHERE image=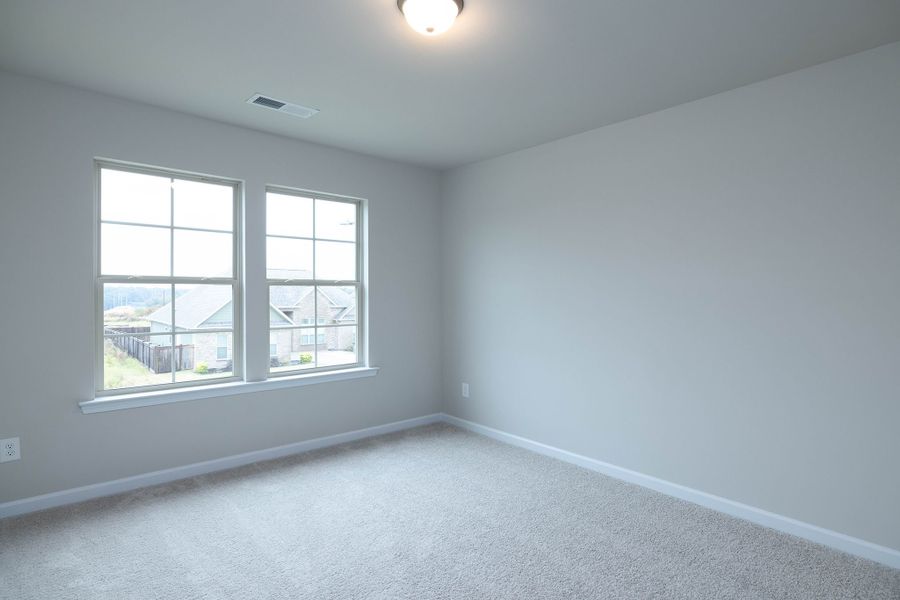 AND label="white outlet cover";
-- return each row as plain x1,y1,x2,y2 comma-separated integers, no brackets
461,383,470,398
1,437,20,463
